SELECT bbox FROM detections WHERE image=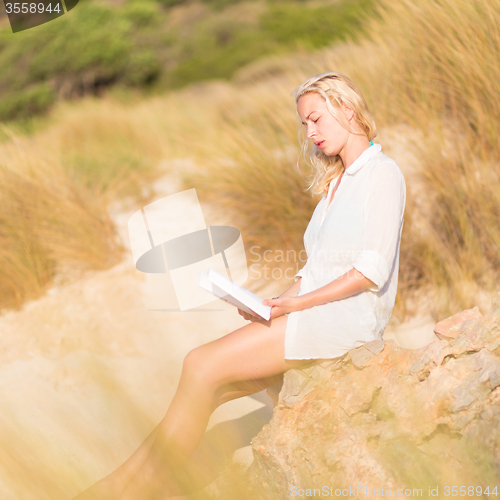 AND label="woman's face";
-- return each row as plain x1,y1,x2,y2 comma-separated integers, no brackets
297,92,350,157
